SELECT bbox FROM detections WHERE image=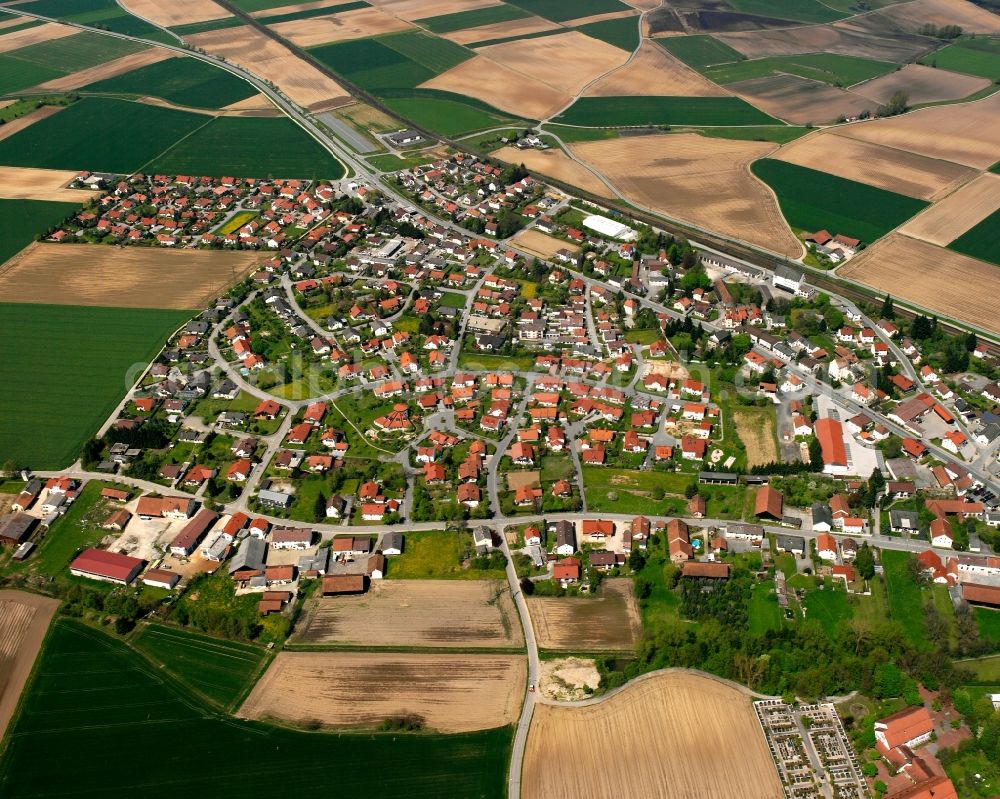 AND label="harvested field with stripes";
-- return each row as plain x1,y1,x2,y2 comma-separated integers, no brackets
586,40,728,97
0,591,59,739
526,578,641,651
0,167,89,202
492,146,612,198
899,174,1000,246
